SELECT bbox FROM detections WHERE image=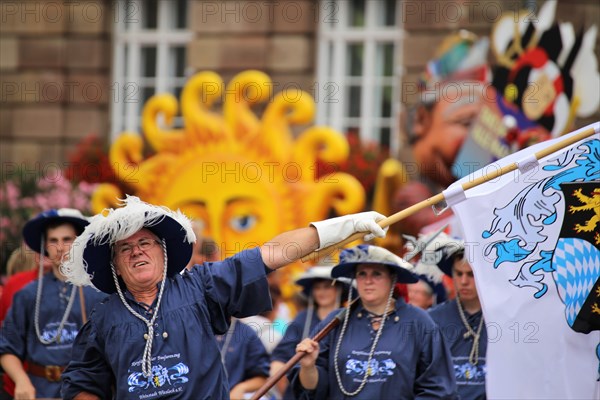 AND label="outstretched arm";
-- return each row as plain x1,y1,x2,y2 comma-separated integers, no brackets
260,227,319,270
259,211,388,270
